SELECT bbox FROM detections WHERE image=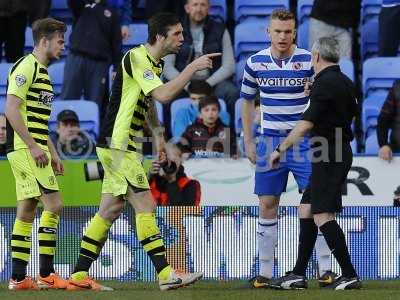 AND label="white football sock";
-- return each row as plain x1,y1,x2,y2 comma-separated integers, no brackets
257,218,278,279
315,229,332,275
